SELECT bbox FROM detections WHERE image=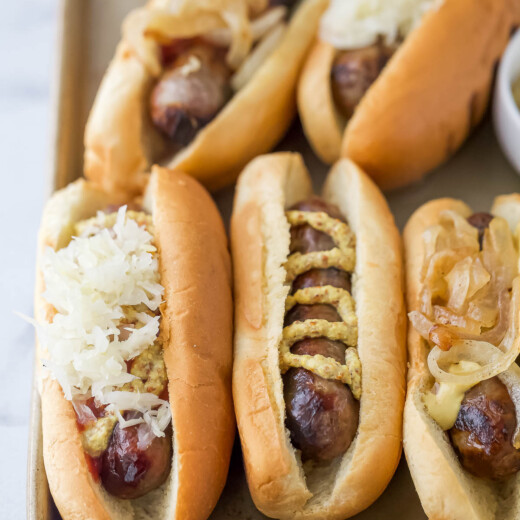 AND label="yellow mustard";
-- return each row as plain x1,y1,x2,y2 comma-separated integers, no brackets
280,210,361,398
423,361,481,430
